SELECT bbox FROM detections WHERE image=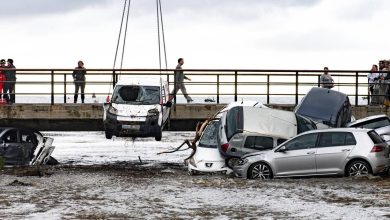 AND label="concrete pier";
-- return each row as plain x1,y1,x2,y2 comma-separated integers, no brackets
0,104,388,131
